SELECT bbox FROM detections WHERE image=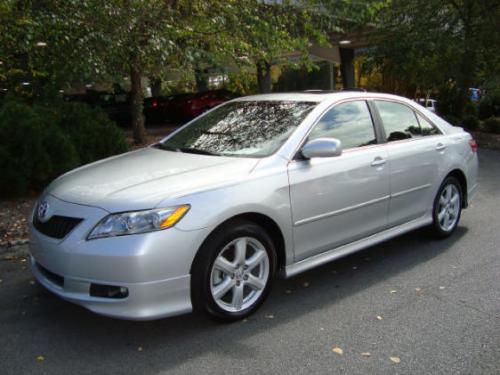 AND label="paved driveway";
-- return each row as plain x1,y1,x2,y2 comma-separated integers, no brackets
1,150,499,375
